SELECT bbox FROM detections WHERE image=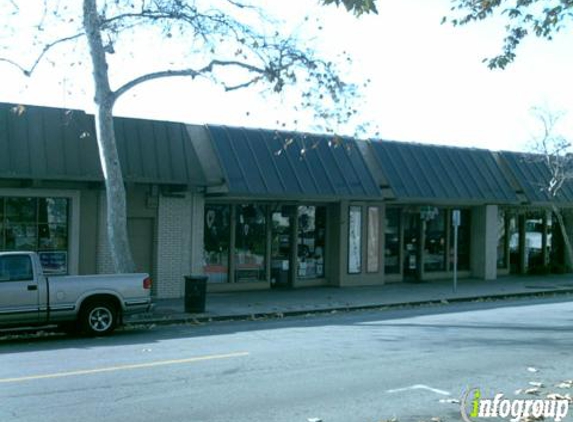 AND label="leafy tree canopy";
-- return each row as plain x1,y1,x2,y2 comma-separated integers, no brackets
446,0,573,69
321,0,378,16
